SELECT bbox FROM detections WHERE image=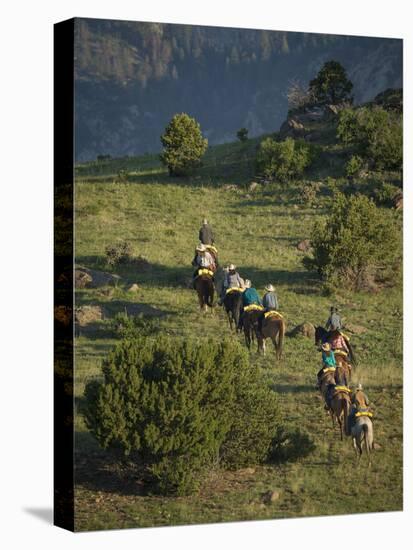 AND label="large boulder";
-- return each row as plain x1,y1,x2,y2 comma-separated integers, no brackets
75,269,93,289
279,117,305,139
75,266,121,288
393,190,403,210
297,239,311,252
75,305,103,326
288,322,315,339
